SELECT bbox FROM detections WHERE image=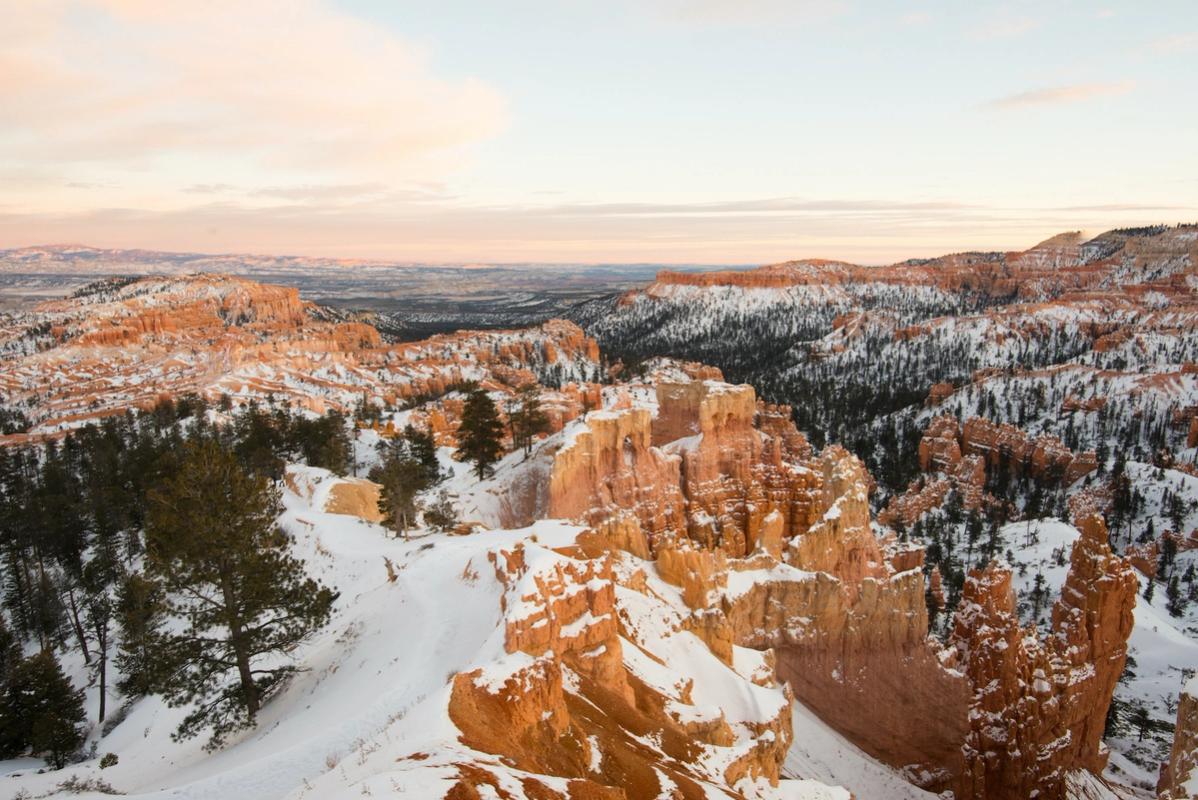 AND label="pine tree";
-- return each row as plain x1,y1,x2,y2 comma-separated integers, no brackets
114,572,166,699
422,489,458,533
81,557,116,722
1166,575,1186,618
232,403,289,480
1031,571,1047,621
144,437,336,746
0,614,19,687
1159,535,1178,579
402,425,440,484
294,411,353,475
0,651,86,768
456,390,504,479
369,453,427,539
507,383,551,455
